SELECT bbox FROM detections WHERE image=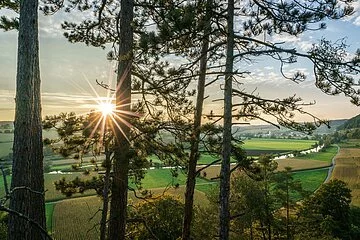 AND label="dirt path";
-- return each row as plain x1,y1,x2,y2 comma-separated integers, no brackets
324,144,340,183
